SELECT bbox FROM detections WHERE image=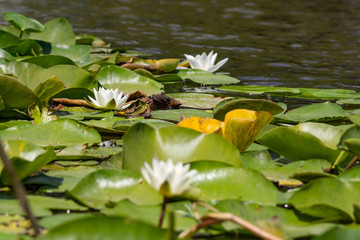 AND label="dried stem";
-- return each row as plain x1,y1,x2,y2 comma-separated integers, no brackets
342,155,359,173
158,196,167,228
179,212,283,240
0,140,41,236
